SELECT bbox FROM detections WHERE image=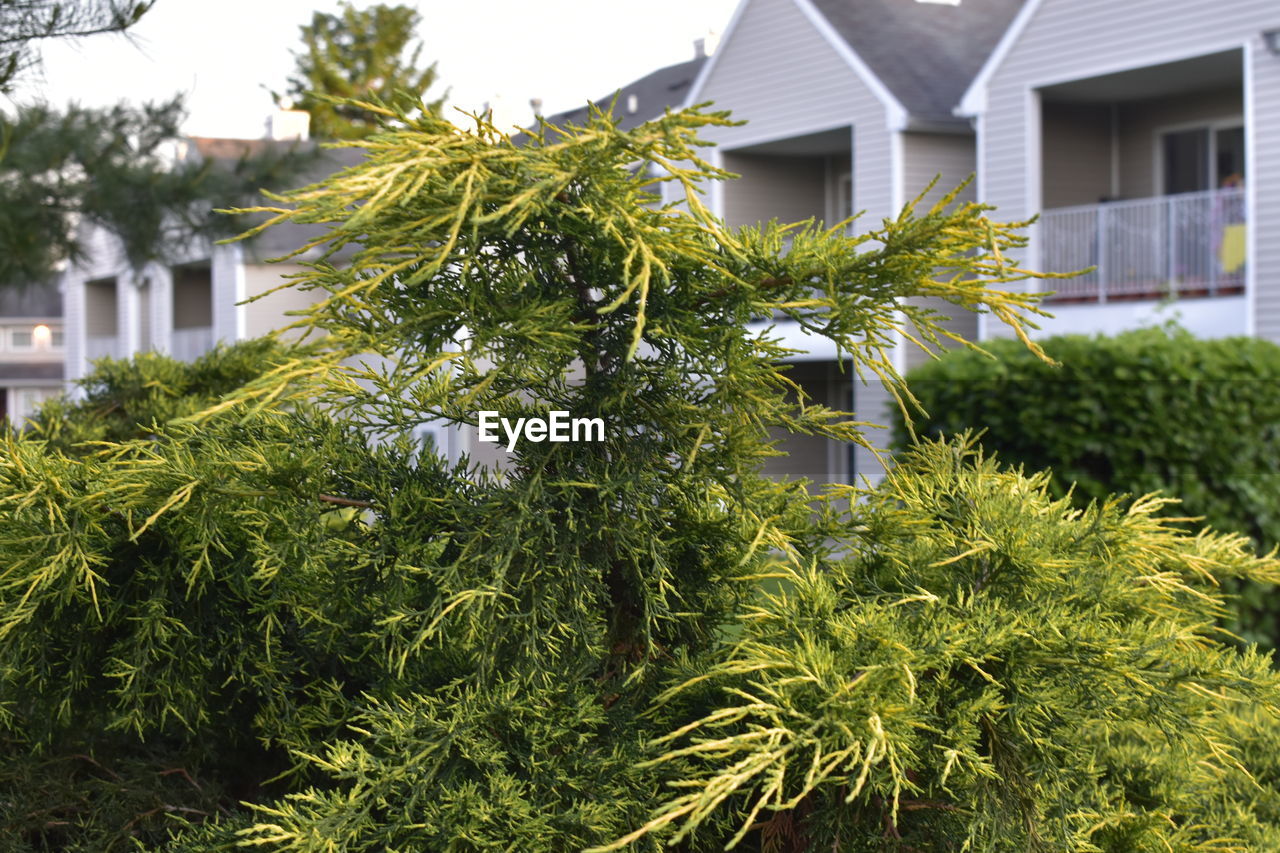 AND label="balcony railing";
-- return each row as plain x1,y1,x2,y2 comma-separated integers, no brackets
1039,188,1245,303
171,326,213,362
85,335,118,362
